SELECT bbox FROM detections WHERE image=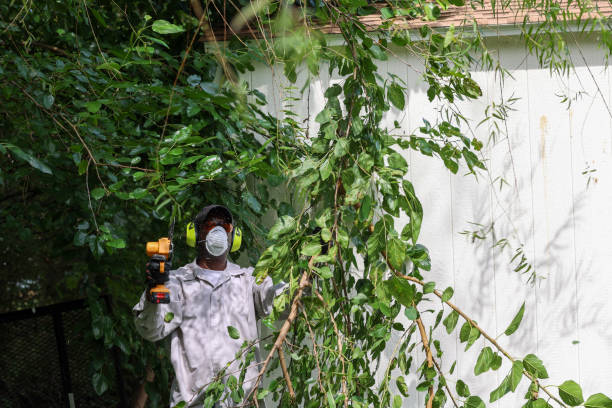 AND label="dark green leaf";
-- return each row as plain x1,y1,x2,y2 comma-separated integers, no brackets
388,83,405,110
396,376,409,397
227,326,240,339
456,379,470,397
384,276,415,308
91,188,105,200
92,372,108,395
